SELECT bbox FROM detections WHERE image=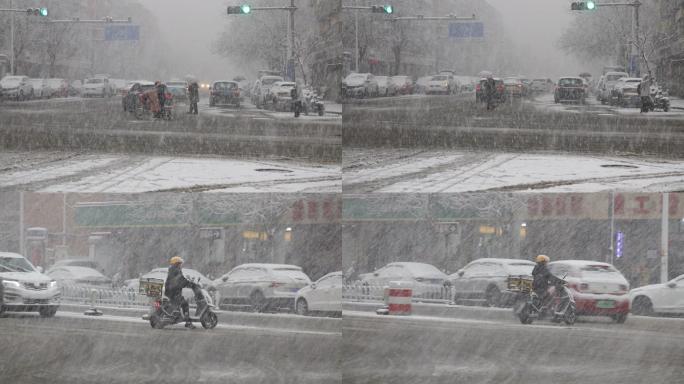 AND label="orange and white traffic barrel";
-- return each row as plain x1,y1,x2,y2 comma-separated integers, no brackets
376,281,412,315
